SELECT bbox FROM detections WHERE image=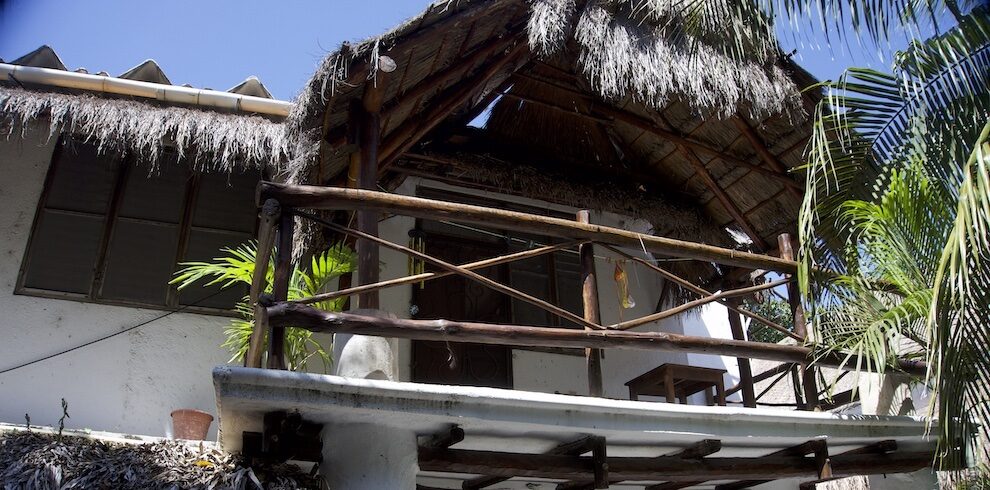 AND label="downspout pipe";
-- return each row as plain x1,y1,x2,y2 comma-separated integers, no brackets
0,63,292,117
